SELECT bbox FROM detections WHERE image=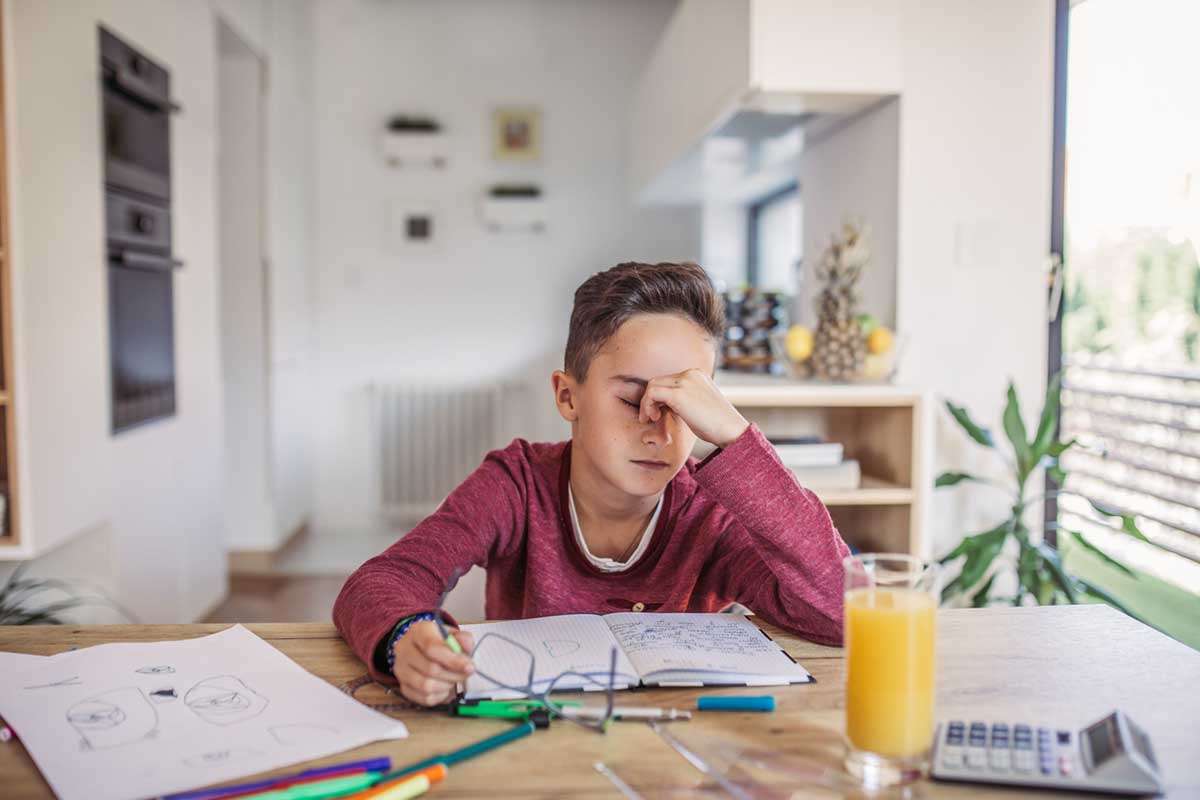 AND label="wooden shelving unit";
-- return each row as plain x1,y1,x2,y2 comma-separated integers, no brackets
716,373,929,559
0,0,18,548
